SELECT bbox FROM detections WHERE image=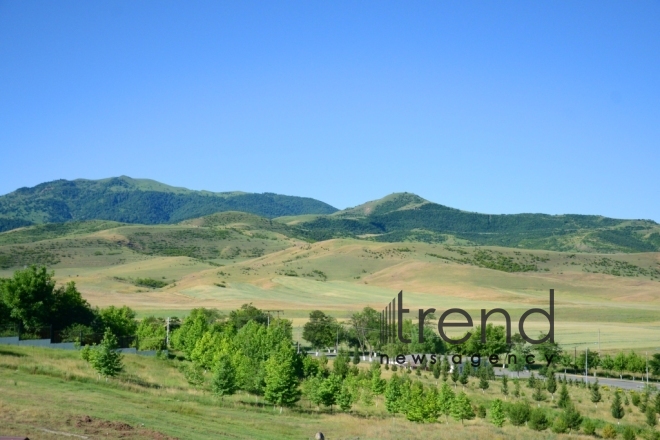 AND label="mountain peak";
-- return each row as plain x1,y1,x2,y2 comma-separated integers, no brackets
336,192,429,217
